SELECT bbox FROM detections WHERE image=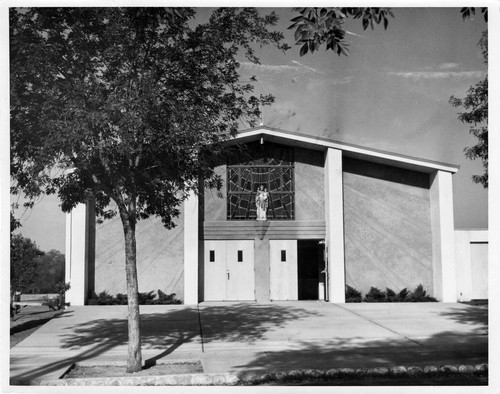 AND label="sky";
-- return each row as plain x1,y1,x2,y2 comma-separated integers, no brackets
7,6,489,254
